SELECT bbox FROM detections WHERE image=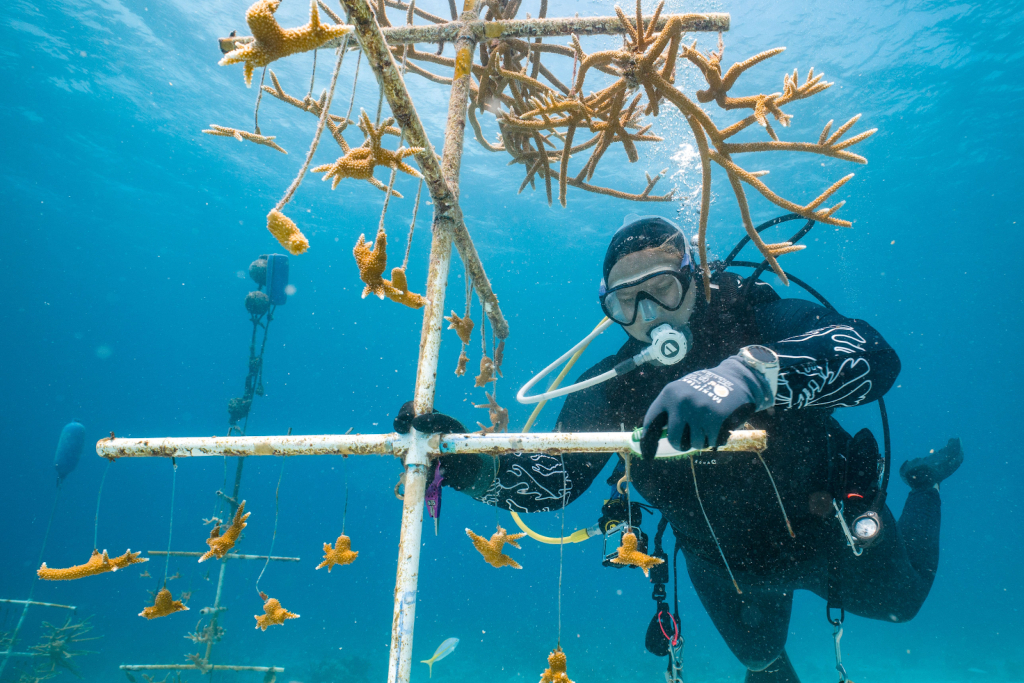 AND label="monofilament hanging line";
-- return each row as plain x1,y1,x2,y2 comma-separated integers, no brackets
690,457,741,594
163,460,178,588
402,179,423,271
254,67,268,134
255,458,286,596
274,37,349,213
308,48,318,98
341,451,350,535
375,44,413,231
93,460,111,550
